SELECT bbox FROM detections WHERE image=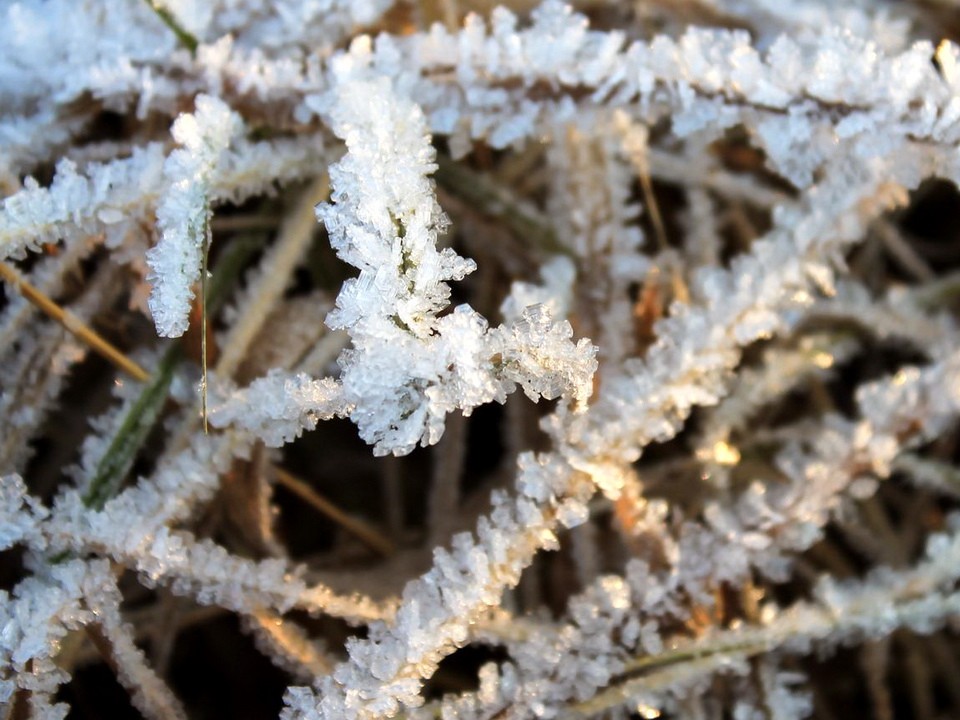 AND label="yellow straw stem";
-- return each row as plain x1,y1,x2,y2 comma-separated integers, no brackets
274,467,395,557
0,261,150,382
